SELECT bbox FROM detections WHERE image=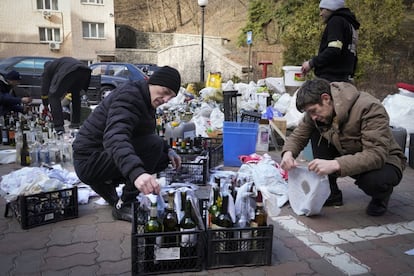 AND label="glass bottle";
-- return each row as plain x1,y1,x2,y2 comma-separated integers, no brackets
250,190,267,250
213,193,233,252
144,201,163,270
251,190,267,227
15,121,22,164
8,116,16,147
208,187,220,228
179,198,197,247
20,133,31,166
162,190,179,247
236,192,252,251
1,116,10,145
214,194,233,228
